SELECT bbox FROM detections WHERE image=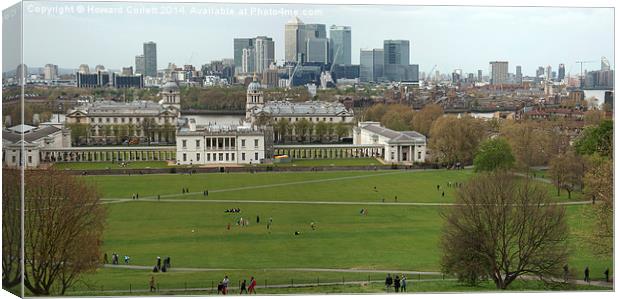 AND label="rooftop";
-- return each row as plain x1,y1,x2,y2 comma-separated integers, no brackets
256,101,352,117
360,123,426,144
